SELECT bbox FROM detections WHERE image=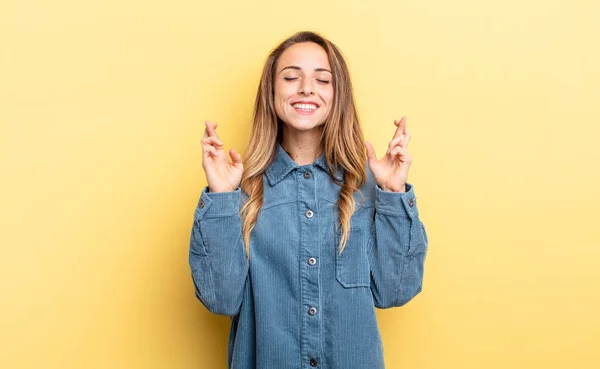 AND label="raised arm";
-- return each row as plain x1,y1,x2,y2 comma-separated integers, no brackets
189,121,248,316
365,117,429,308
